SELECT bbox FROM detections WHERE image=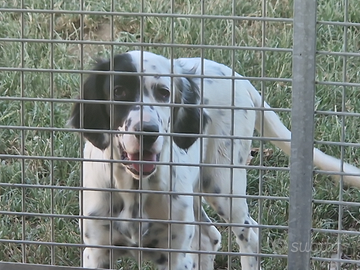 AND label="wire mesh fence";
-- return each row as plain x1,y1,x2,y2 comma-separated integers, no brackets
0,0,360,269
